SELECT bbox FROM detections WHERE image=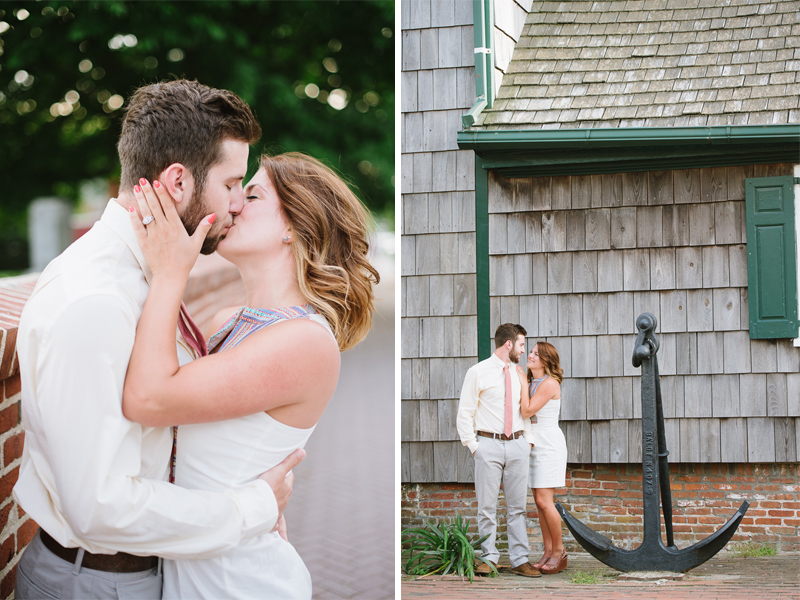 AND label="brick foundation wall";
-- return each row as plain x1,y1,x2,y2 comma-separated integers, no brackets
401,463,800,558
0,254,244,598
